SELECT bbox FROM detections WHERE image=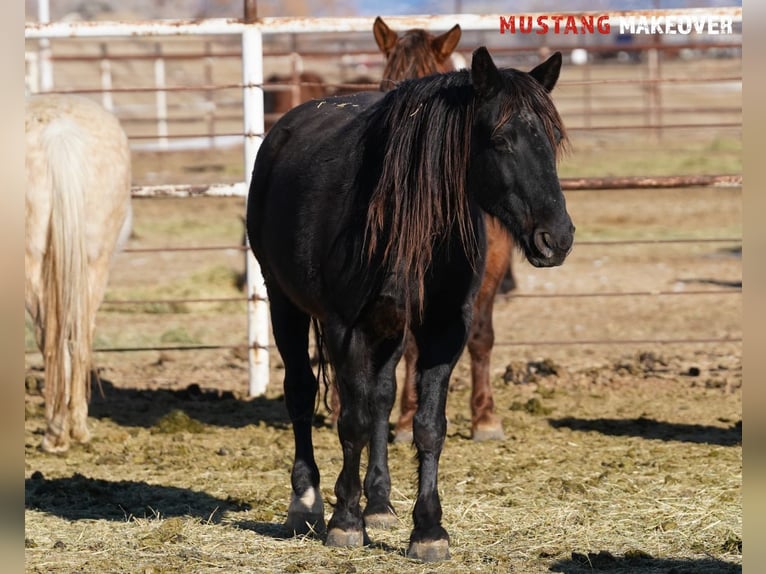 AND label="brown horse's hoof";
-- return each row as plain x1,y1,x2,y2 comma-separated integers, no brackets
325,527,368,547
472,425,505,441
407,539,450,562
364,511,399,529
393,428,413,443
